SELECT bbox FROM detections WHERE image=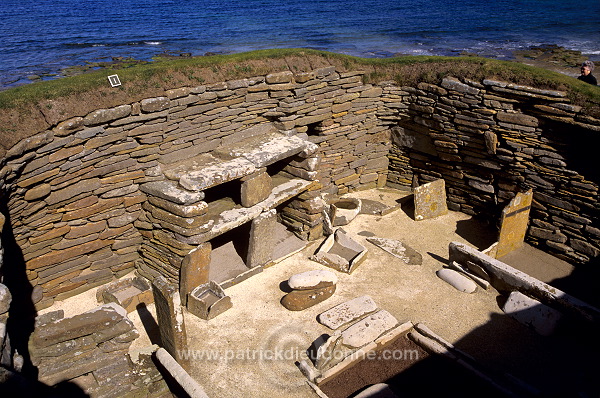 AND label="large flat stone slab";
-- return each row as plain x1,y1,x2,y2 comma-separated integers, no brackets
165,153,257,192
502,291,563,336
366,237,422,265
414,178,448,221
216,131,310,168
340,310,398,348
318,295,378,330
